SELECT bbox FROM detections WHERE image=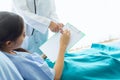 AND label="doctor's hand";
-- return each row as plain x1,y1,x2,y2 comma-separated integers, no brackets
49,21,64,33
